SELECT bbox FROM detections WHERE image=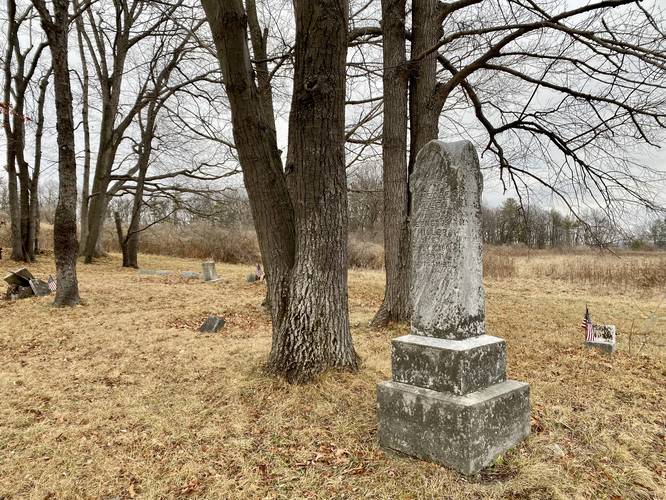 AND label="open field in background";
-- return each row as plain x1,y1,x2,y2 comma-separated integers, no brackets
3,222,666,289
1,252,664,498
